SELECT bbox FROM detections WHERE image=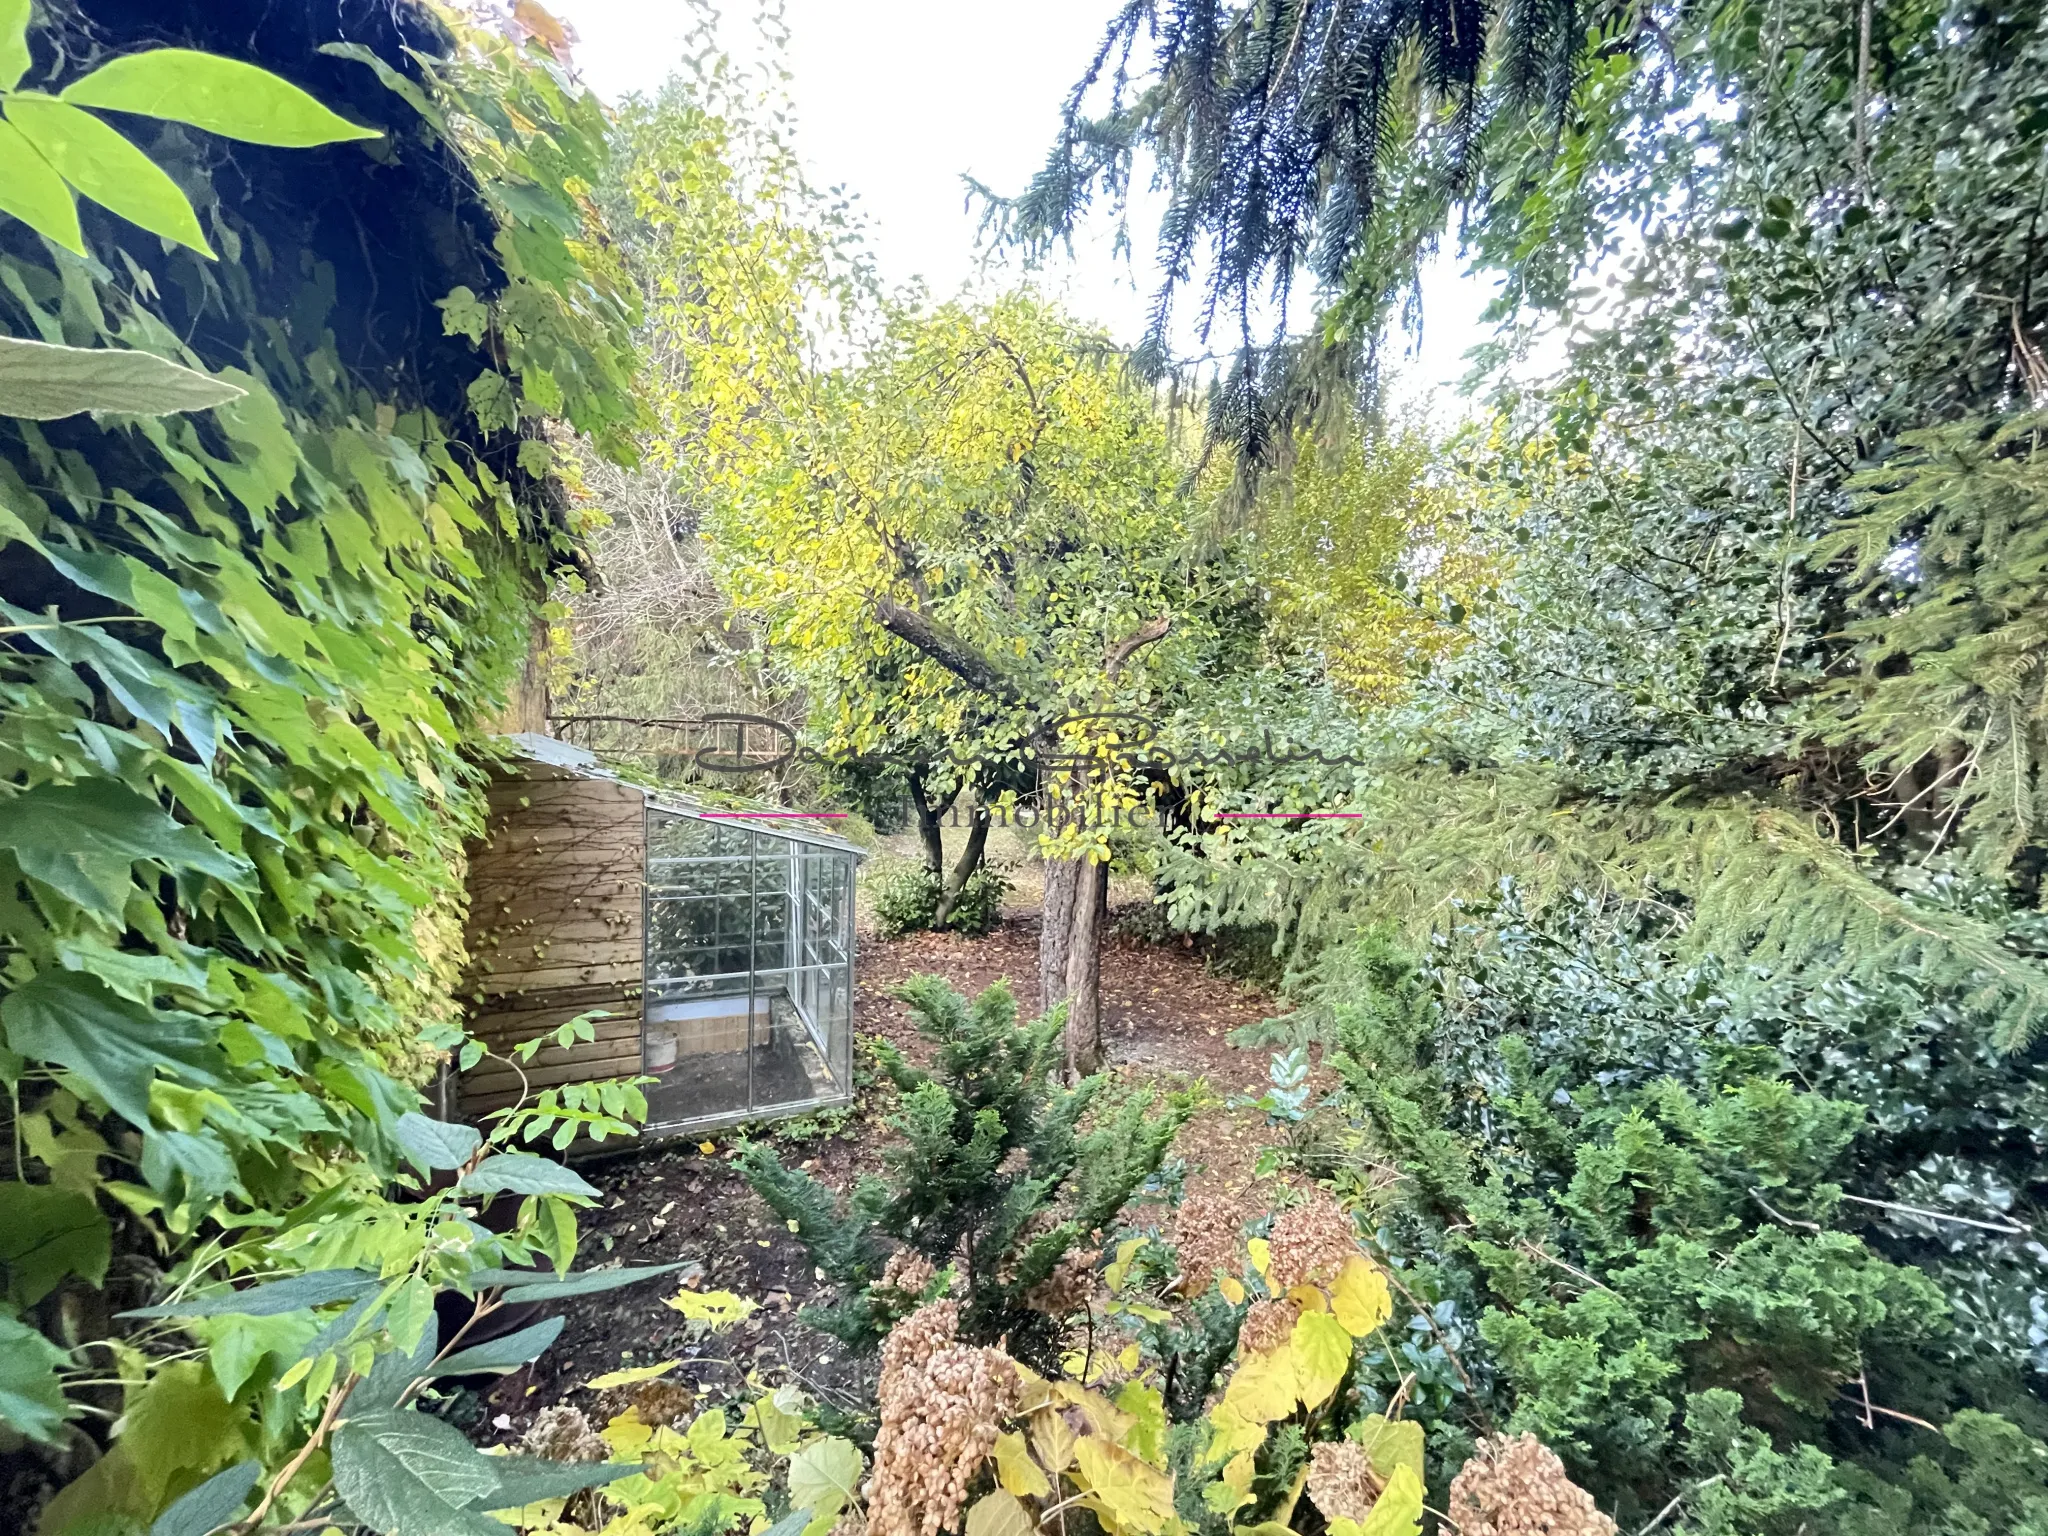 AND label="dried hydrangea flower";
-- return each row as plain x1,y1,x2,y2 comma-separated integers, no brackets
1025,1246,1100,1316
865,1302,1021,1536
1447,1433,1617,1536
1307,1439,1382,1523
1173,1185,1247,1294
882,1248,939,1297
1239,1297,1300,1355
522,1404,608,1463
1266,1191,1358,1291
